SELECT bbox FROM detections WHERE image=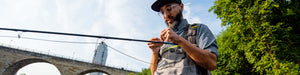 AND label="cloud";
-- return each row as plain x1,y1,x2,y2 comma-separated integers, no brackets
182,1,222,35
183,3,202,23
